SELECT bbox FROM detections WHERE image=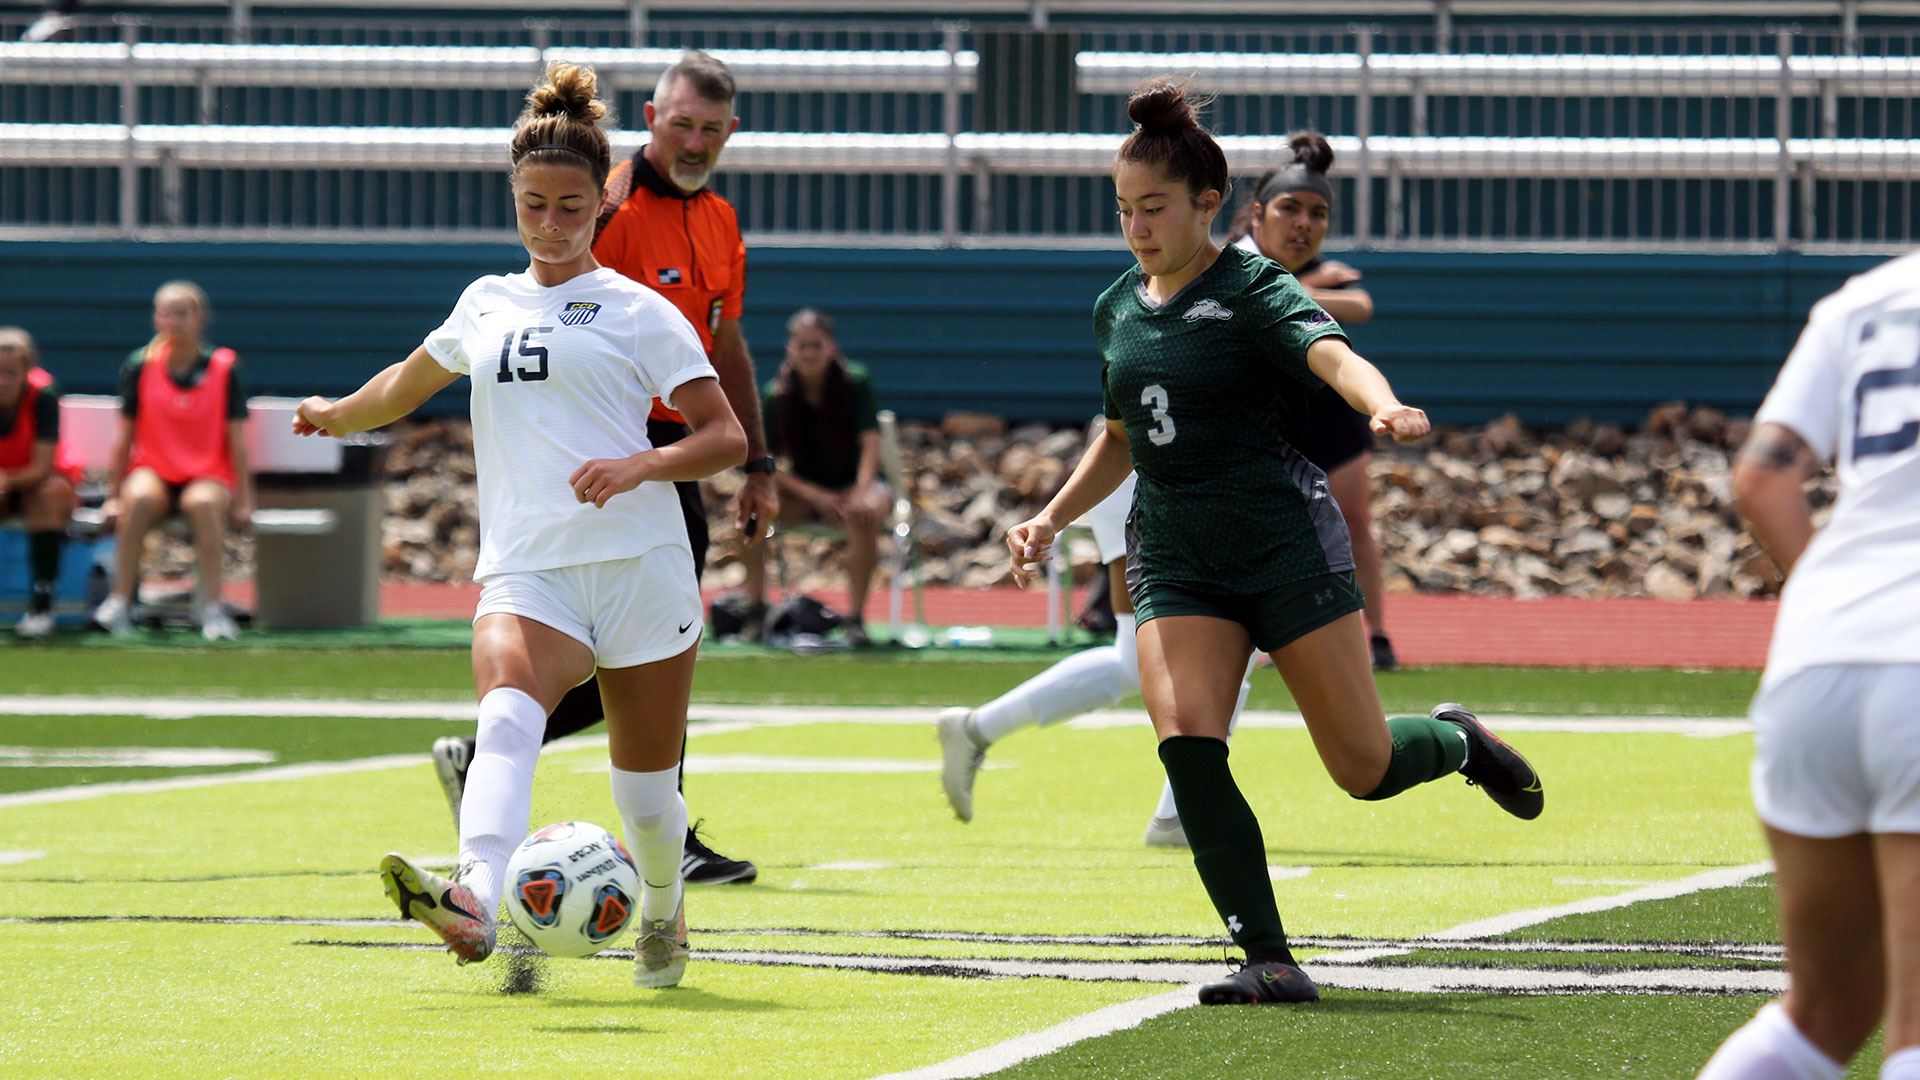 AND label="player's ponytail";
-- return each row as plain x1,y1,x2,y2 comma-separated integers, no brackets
511,61,613,186
1116,76,1229,203
1229,131,1338,243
